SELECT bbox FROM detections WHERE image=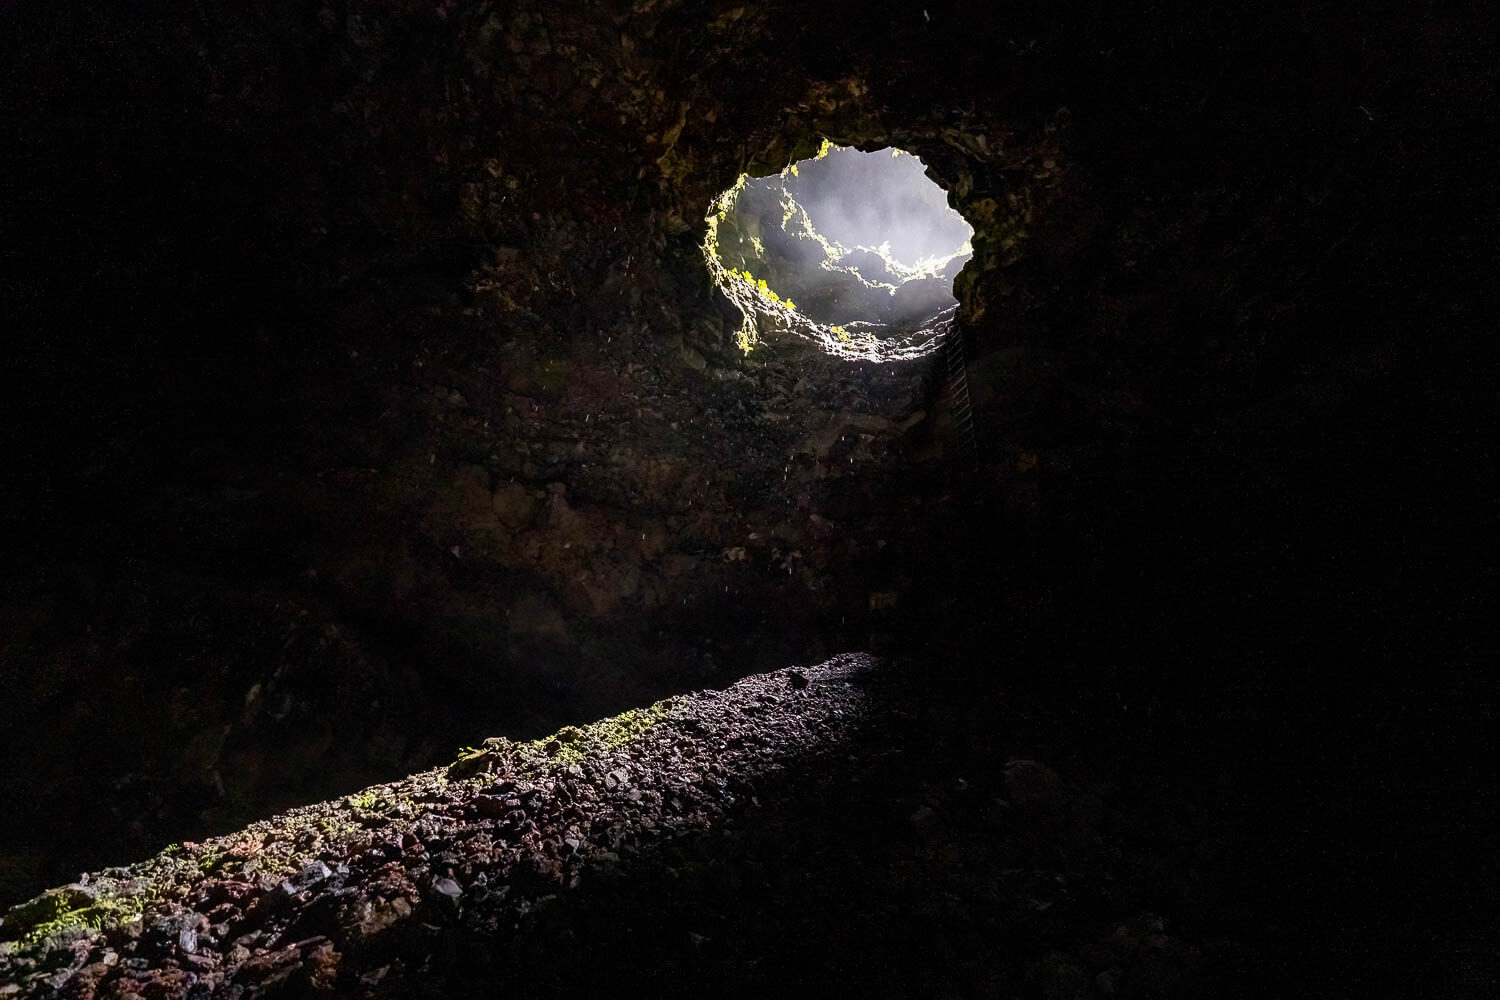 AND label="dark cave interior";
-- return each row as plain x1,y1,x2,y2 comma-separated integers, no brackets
0,0,1494,996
